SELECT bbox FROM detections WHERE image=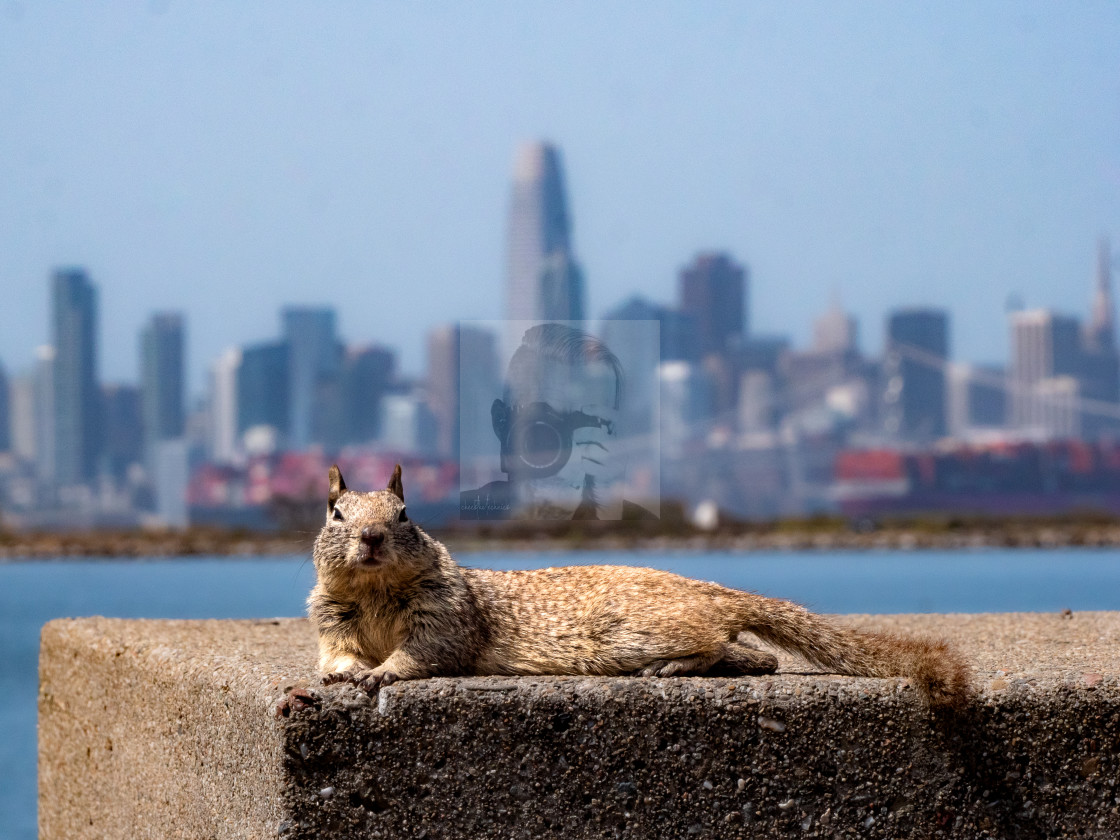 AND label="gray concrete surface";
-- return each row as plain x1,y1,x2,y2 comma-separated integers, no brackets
39,613,1120,839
